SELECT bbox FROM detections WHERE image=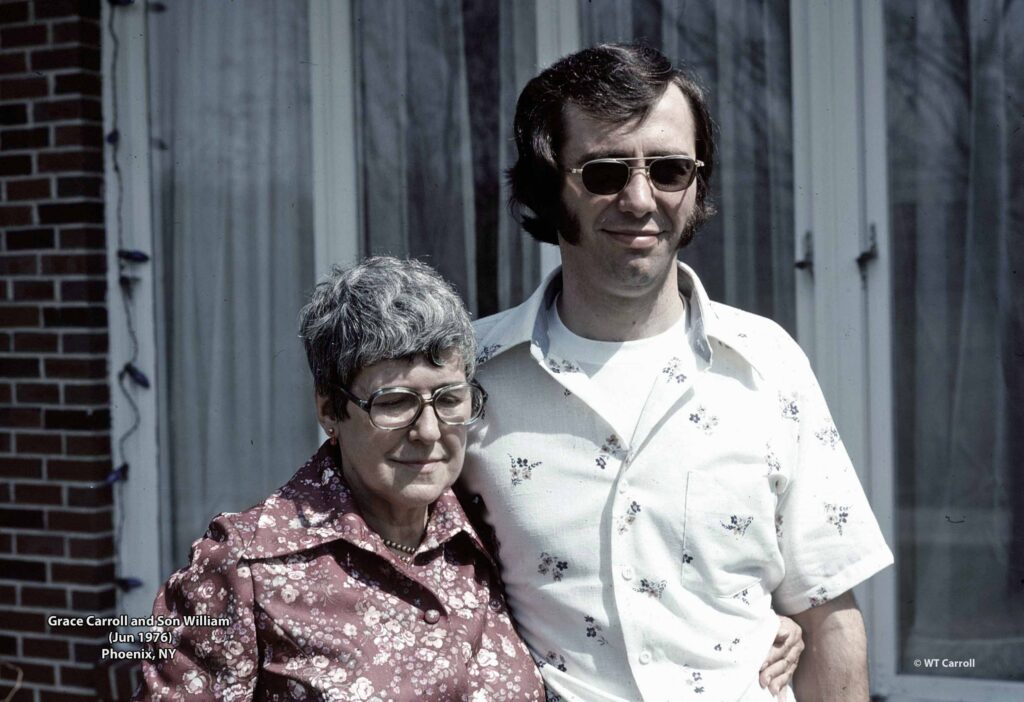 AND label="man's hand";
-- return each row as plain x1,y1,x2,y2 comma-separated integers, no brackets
789,590,869,702
760,615,805,695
